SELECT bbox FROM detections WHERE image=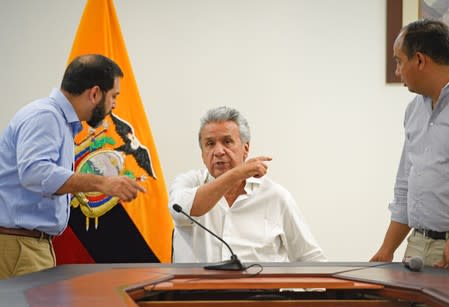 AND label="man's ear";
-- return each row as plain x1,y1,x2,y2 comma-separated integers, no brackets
243,142,249,160
88,86,101,105
416,52,426,69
